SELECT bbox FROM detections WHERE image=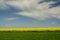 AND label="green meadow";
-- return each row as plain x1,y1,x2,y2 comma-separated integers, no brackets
0,31,60,40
